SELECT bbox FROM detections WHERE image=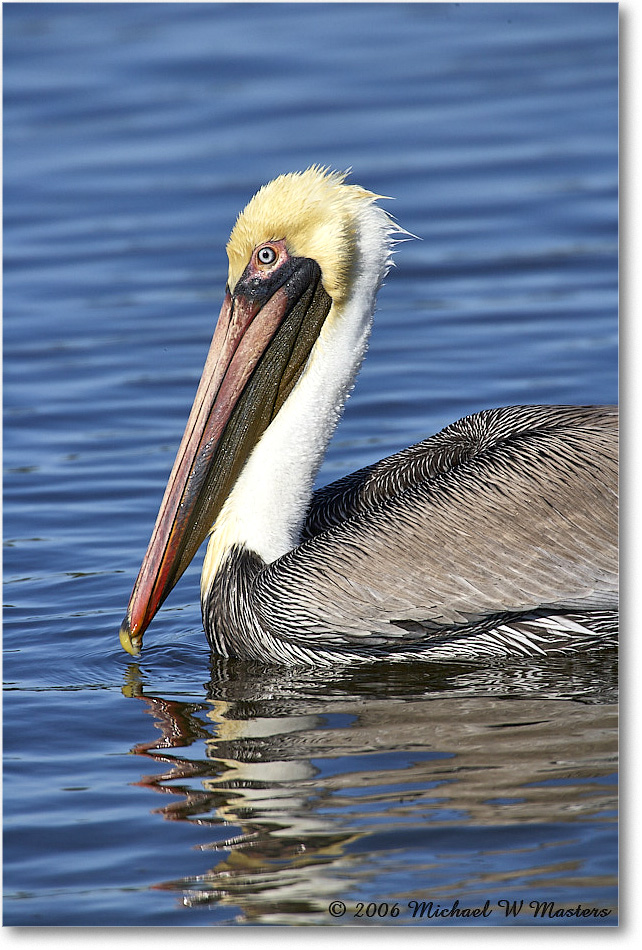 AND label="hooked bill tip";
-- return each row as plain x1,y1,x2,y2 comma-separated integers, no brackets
119,618,142,657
